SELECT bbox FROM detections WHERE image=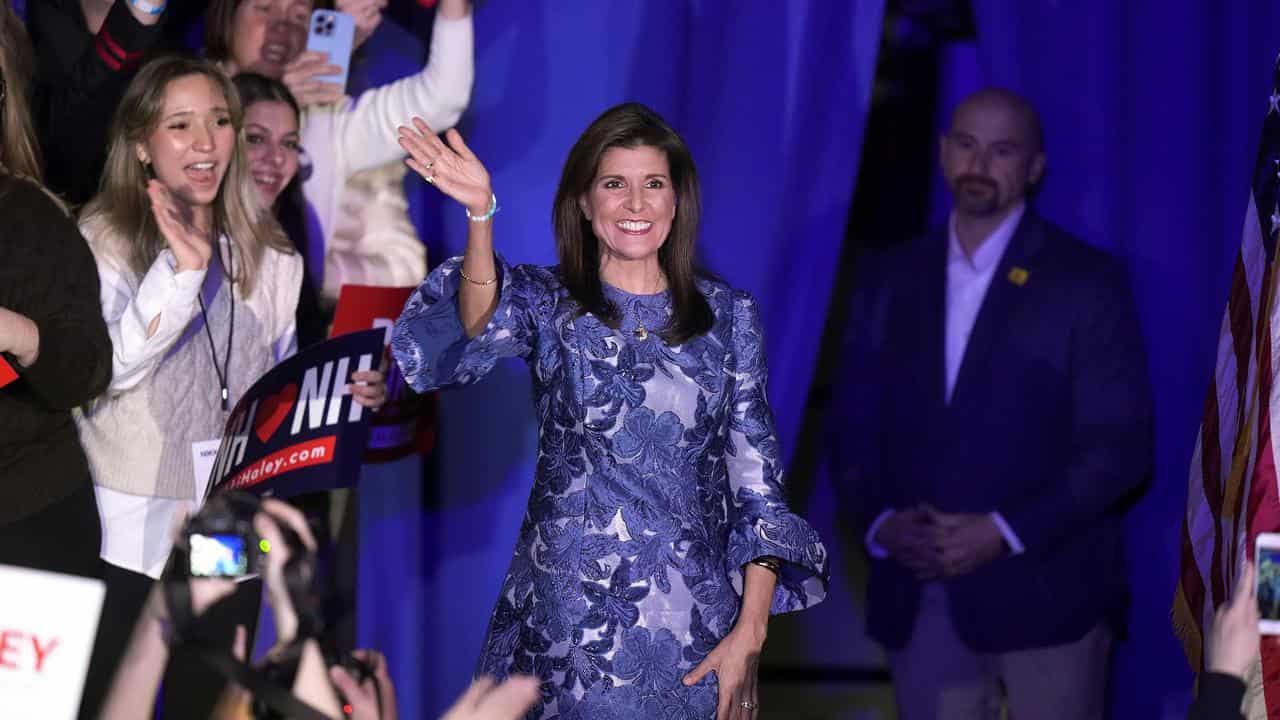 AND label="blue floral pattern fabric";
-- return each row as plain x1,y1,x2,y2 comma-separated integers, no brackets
391,256,829,719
